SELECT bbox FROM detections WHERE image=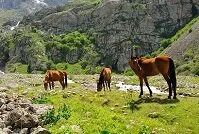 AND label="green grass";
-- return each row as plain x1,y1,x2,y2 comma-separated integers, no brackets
2,74,199,134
